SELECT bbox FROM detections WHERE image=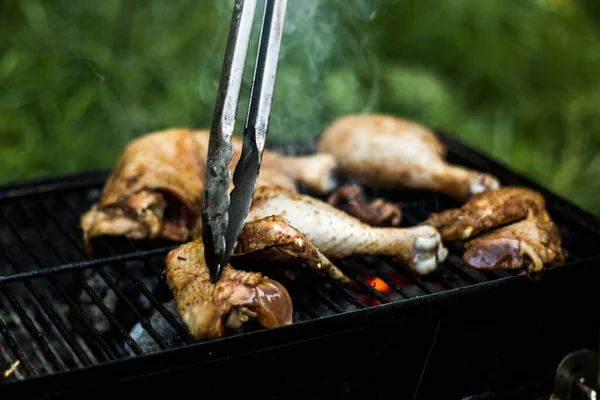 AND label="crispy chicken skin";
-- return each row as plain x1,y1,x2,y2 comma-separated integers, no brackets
246,186,448,275
81,127,333,248
81,128,205,248
327,184,402,227
316,114,500,202
423,186,564,272
423,186,547,242
165,236,293,341
194,130,338,194
233,215,349,283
